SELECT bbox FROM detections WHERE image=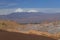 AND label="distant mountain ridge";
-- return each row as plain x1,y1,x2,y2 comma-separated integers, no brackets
0,12,60,23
